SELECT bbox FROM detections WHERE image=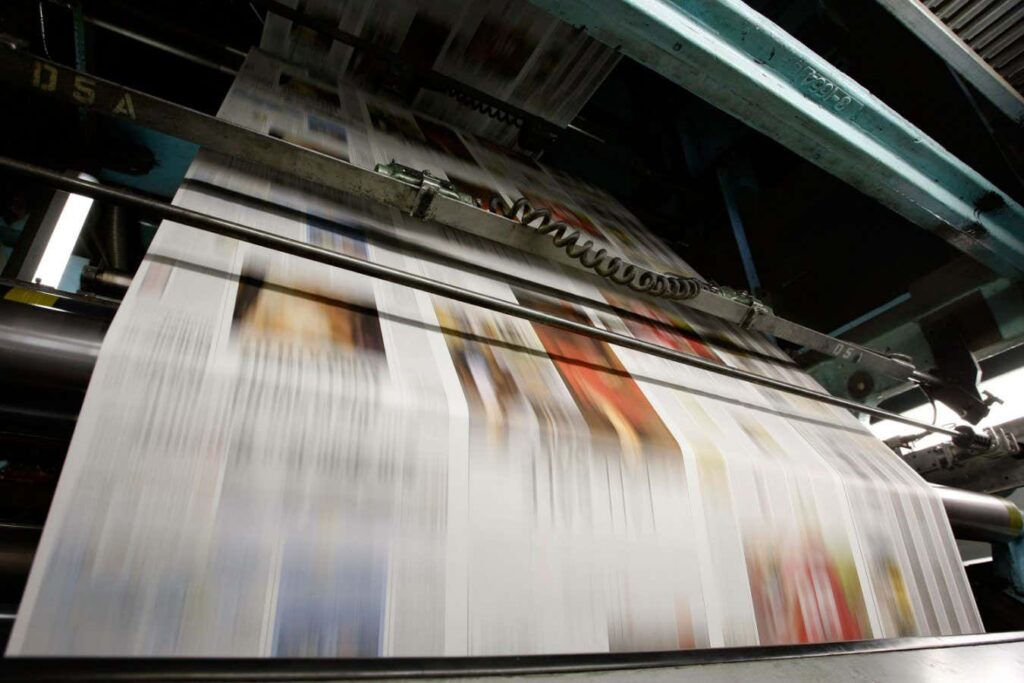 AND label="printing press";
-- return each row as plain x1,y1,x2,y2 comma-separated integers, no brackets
2,0,1024,679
